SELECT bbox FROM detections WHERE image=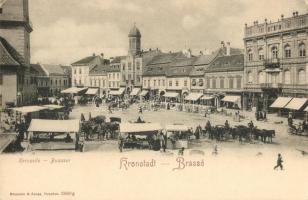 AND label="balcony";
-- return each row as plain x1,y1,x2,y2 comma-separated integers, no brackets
260,83,282,89
264,58,280,69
